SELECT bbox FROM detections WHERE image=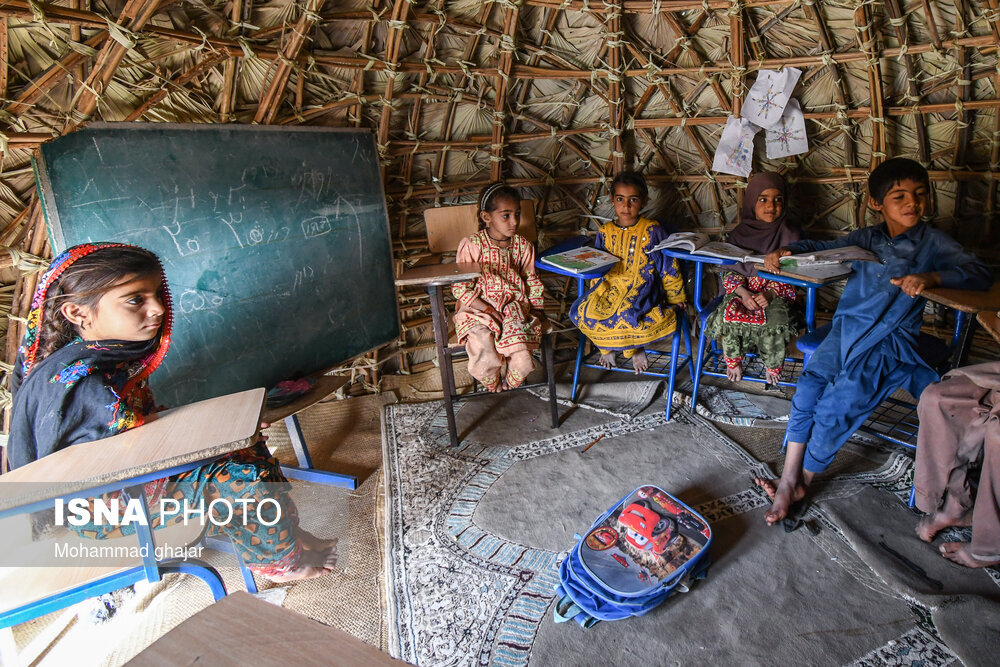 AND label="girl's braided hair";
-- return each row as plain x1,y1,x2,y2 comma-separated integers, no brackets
34,246,162,363
477,182,521,229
